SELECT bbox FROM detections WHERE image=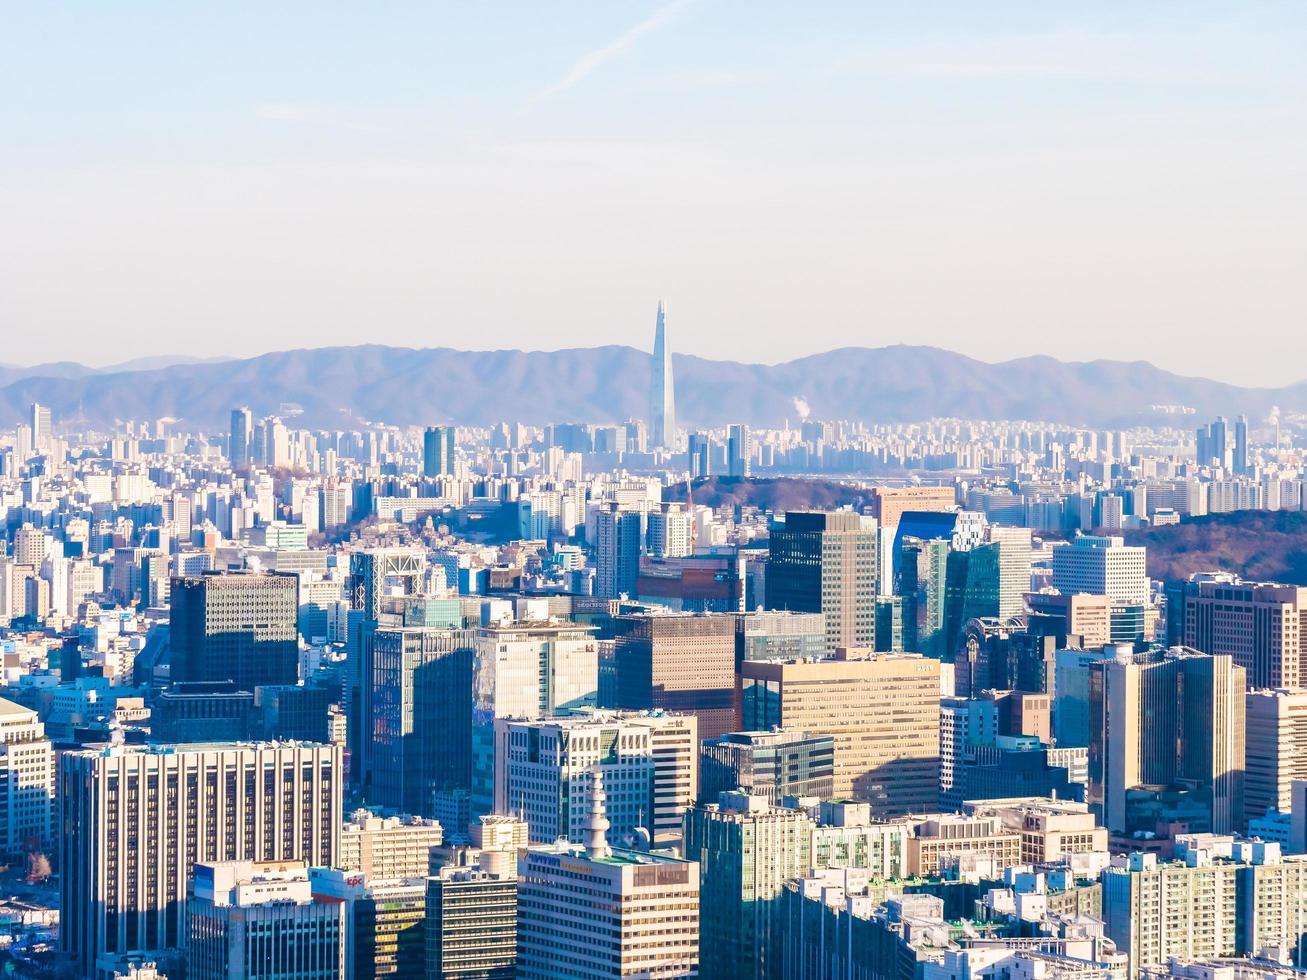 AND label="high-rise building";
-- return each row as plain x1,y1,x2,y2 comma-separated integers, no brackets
422,425,456,478
647,503,694,559
727,423,752,478
366,626,476,813
700,729,835,805
1245,689,1307,825
229,407,252,468
1051,534,1150,643
472,618,599,814
688,432,711,478
517,773,700,978
1026,591,1111,649
1051,535,1148,605
987,525,1032,619
1181,579,1307,689
612,612,738,742
868,486,956,530
649,301,677,450
594,502,643,598
685,792,814,980
310,869,427,980
897,535,951,659
339,810,444,880
495,710,697,844
740,650,940,814
425,866,518,979
767,510,878,651
170,570,300,691
59,742,341,976
0,698,53,857
186,860,346,980
29,402,52,452
1088,648,1245,835
1233,414,1250,475
1102,840,1307,976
